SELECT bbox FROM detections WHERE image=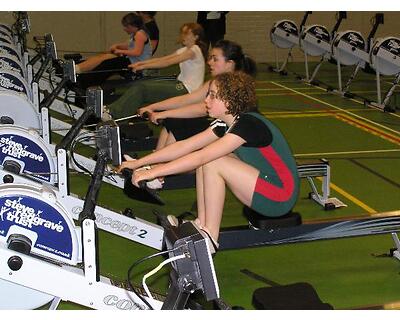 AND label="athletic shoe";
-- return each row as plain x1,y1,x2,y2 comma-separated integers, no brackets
167,215,179,227
166,215,191,227
199,228,219,254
